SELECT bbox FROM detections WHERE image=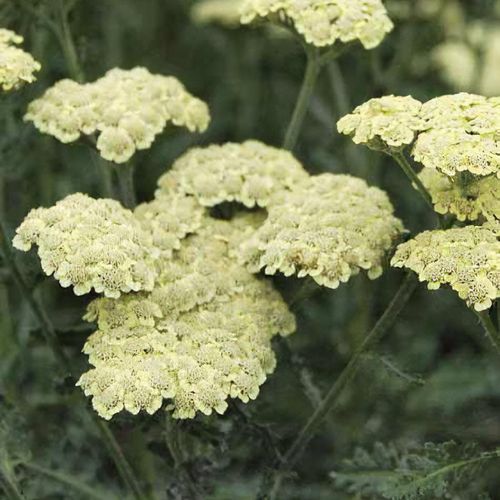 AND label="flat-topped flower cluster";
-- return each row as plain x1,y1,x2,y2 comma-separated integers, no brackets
0,28,41,91
240,0,393,49
14,140,404,420
24,67,210,163
339,93,500,311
